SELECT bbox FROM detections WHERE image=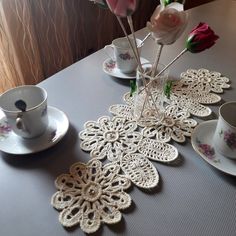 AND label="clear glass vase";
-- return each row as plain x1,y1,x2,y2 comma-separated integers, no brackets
133,63,169,125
